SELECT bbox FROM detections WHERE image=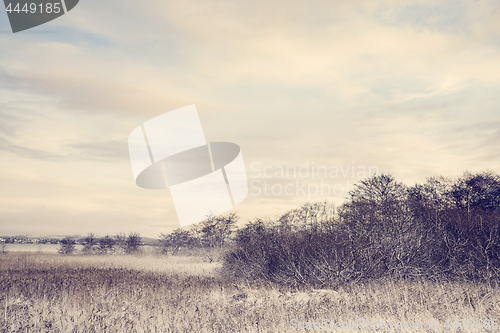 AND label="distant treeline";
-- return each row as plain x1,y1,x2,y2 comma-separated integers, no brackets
59,213,240,257
59,171,500,285
58,232,143,255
